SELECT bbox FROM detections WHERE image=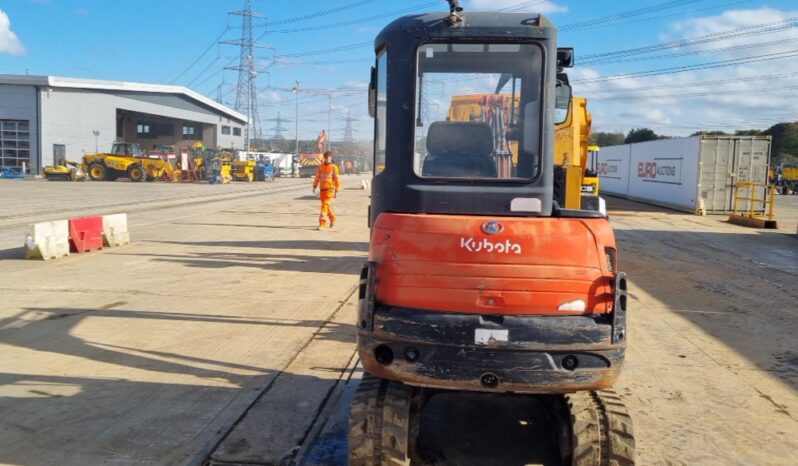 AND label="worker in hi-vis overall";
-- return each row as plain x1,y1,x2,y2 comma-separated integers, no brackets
312,151,341,229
